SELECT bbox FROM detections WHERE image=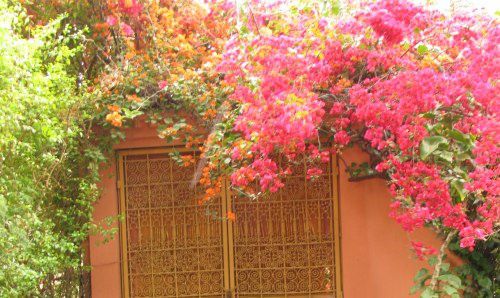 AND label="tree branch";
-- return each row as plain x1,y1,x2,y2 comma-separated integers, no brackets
348,172,386,182
429,231,457,291
247,4,261,36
